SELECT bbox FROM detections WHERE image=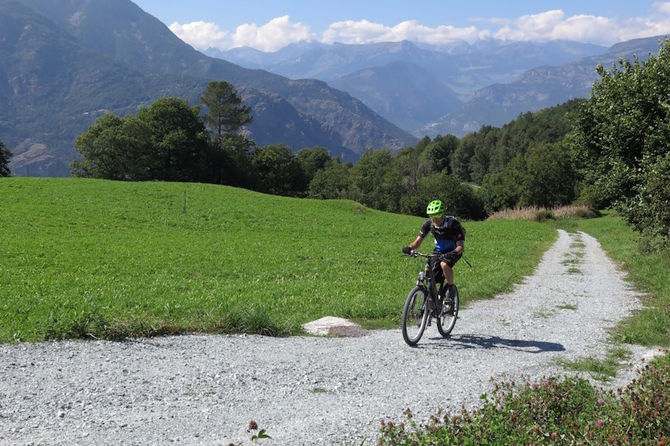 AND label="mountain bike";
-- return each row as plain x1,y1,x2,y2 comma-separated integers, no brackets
401,251,459,346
